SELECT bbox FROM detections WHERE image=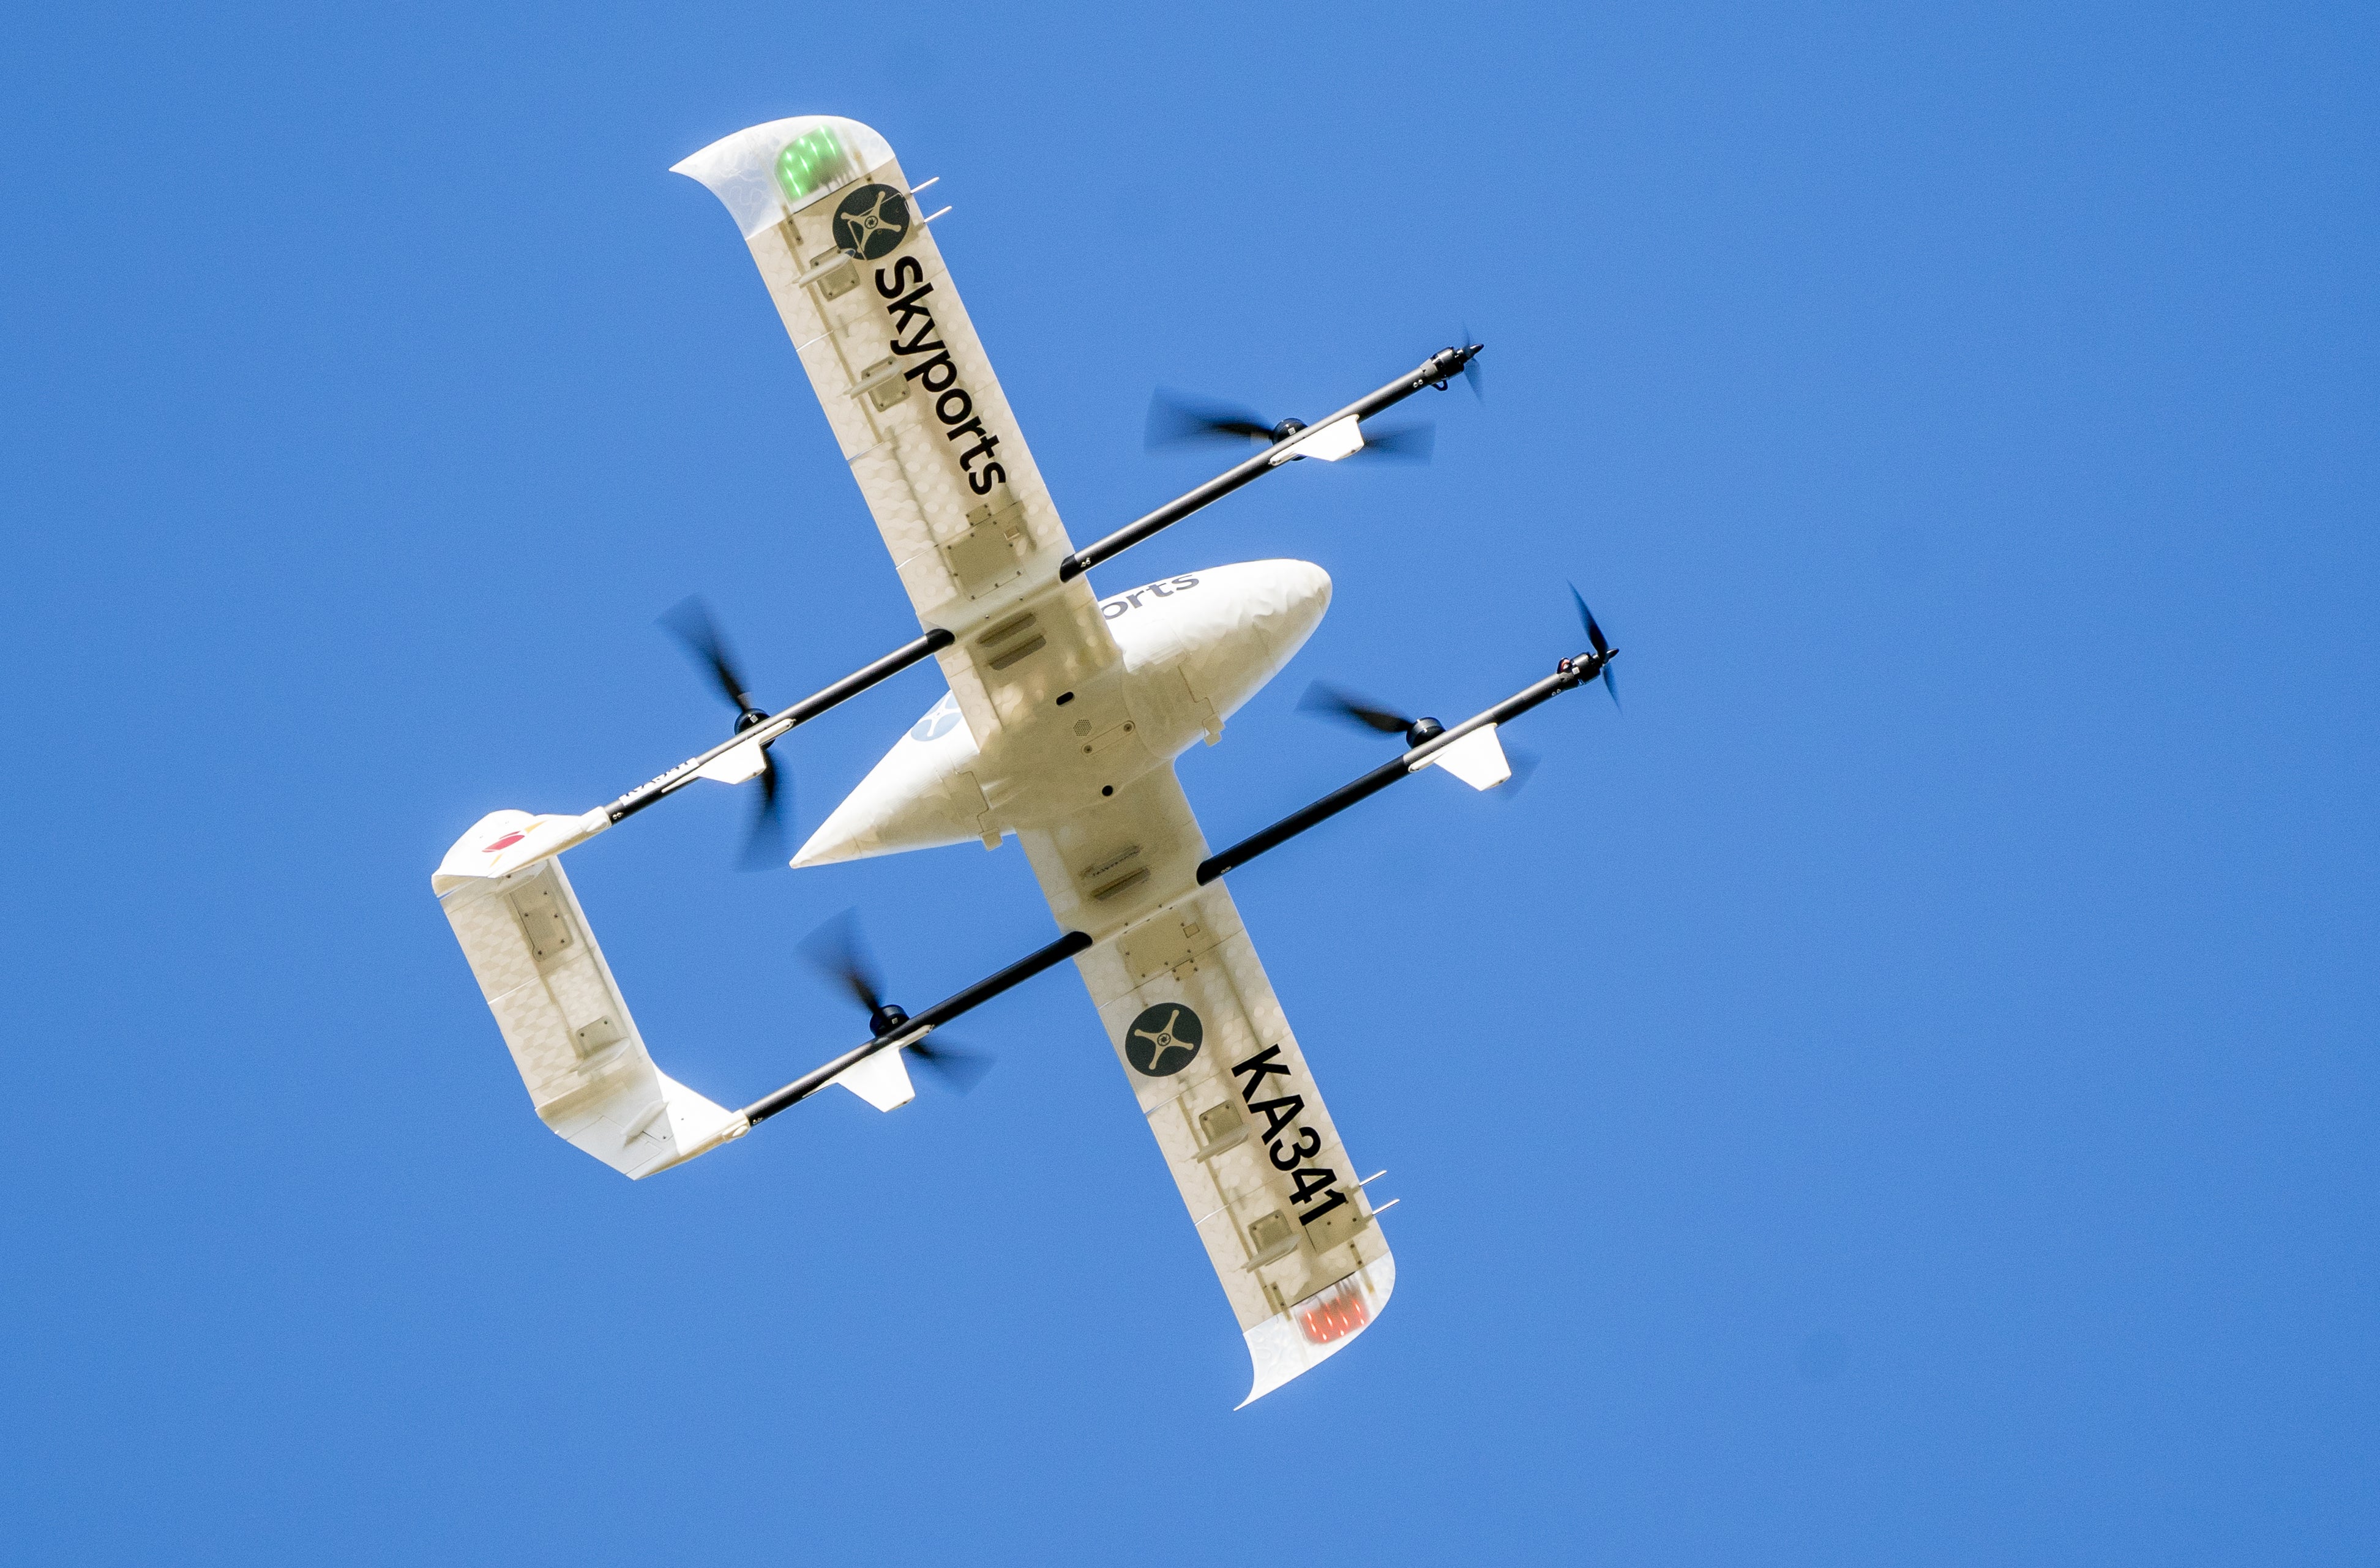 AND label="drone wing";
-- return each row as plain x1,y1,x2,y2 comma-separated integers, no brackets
674,116,1118,749
1014,766,1395,1406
